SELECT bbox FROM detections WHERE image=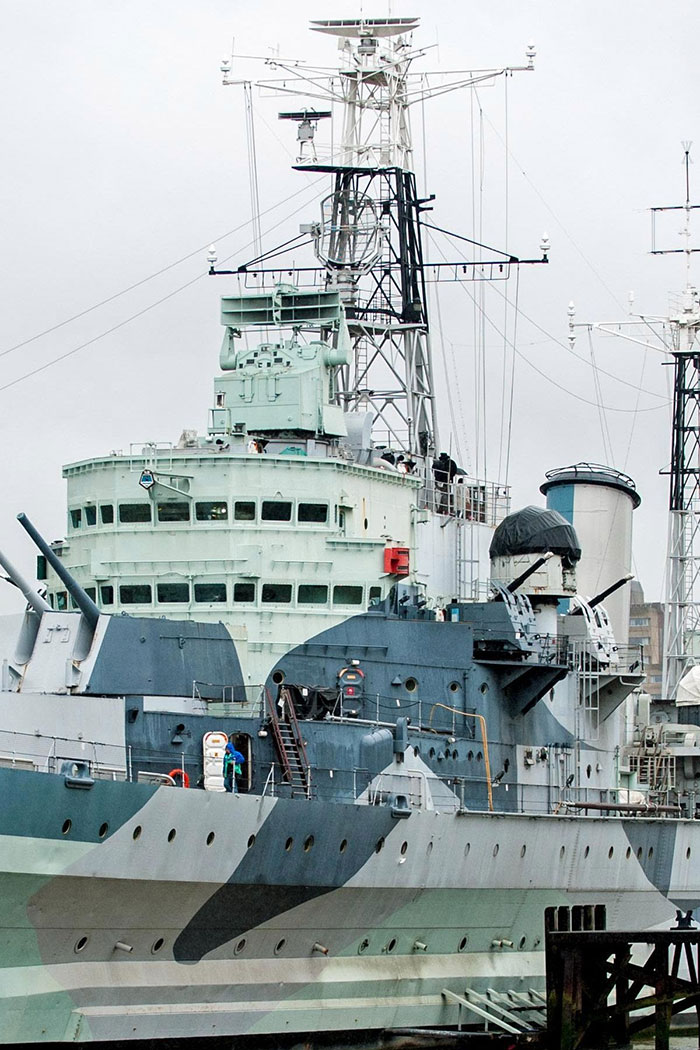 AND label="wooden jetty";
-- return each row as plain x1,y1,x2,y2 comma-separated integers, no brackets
546,929,700,1050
